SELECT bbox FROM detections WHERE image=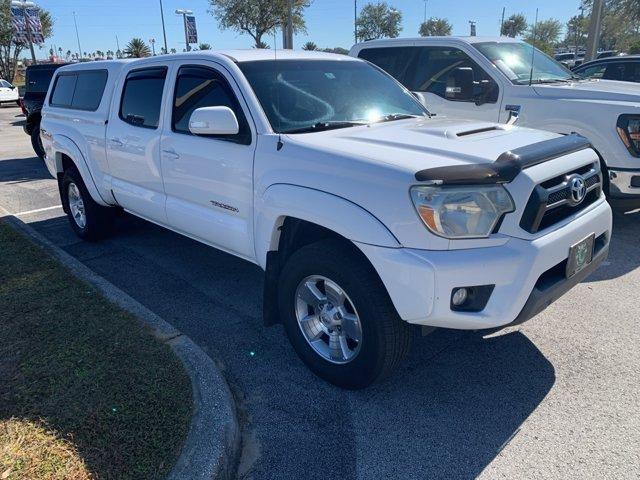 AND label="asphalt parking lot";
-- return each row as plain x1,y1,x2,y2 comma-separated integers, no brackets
1,104,639,479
